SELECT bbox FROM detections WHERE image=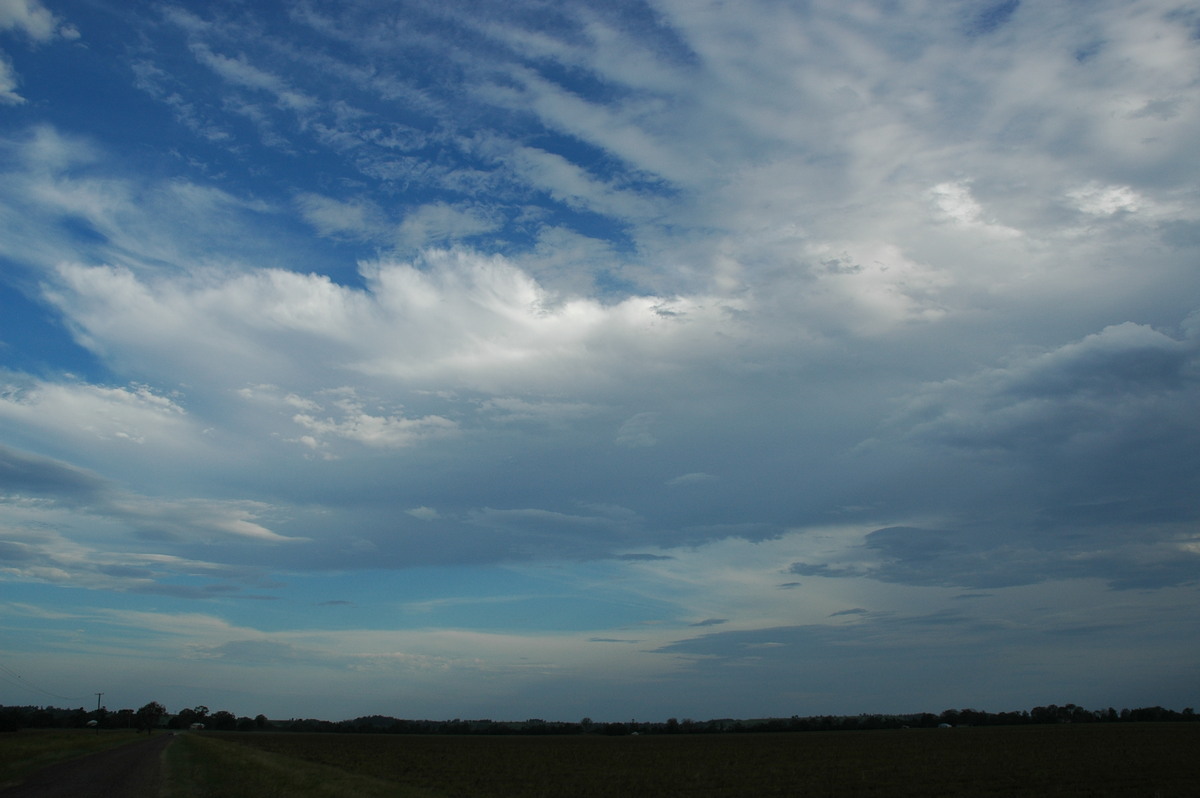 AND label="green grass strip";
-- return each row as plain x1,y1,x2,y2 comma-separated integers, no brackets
162,732,441,798
0,730,151,788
